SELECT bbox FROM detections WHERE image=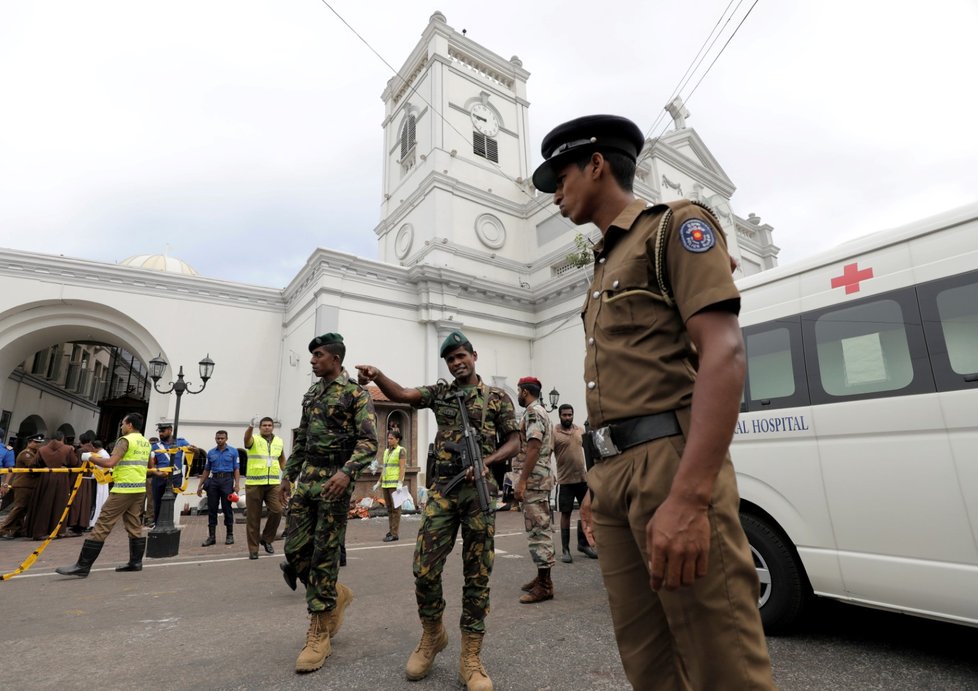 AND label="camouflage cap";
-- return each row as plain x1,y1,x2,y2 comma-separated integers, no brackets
439,330,471,357
308,332,344,353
